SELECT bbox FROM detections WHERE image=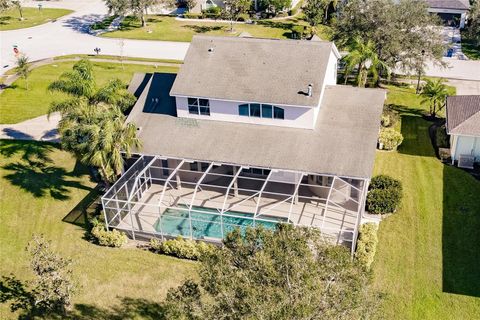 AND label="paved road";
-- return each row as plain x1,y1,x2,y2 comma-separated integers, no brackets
0,0,188,75
447,79,480,95
2,0,480,80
